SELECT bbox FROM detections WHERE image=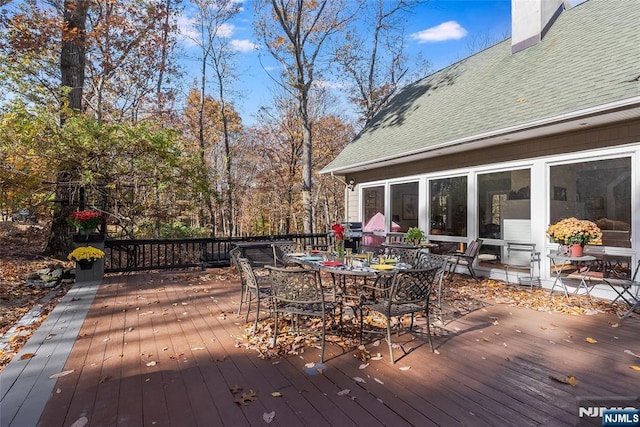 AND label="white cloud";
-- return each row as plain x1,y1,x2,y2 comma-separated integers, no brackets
177,14,199,46
314,79,346,89
231,39,259,52
410,21,468,43
218,23,235,38
176,14,236,46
